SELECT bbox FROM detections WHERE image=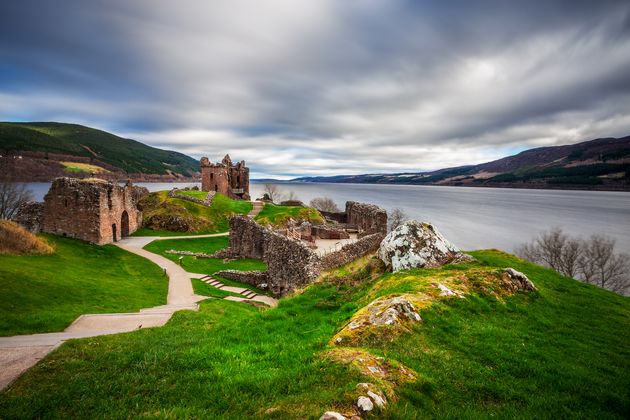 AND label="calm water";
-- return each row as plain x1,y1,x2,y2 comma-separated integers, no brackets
24,182,630,254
